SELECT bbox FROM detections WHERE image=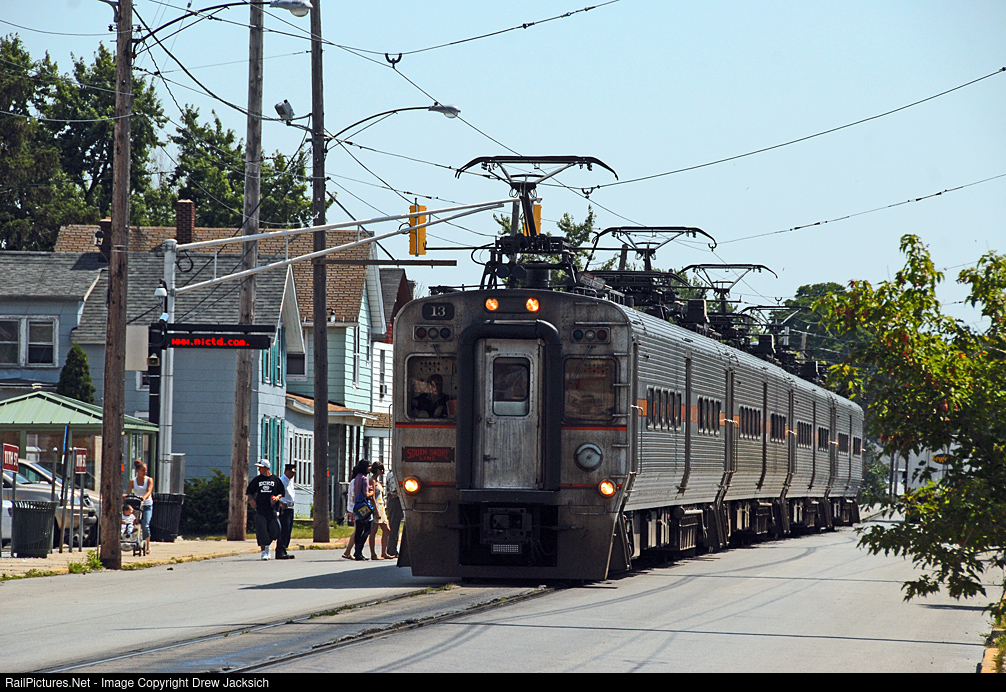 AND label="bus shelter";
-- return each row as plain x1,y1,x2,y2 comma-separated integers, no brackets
0,391,157,493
